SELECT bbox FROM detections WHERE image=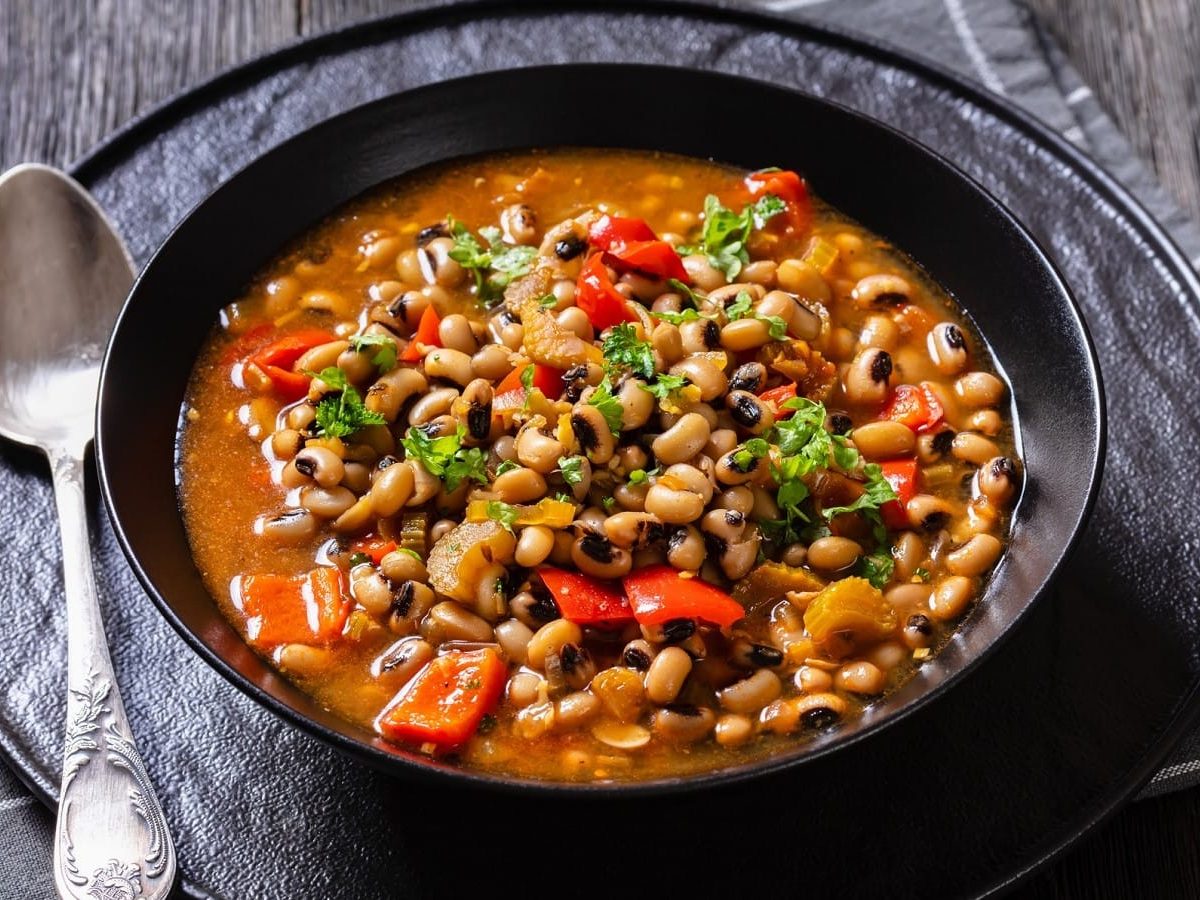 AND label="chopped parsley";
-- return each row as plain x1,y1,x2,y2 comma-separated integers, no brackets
554,491,573,503
913,566,932,583
399,423,488,491
308,367,386,438
639,373,688,401
495,459,521,476
348,333,397,372
602,323,656,380
348,552,371,567
446,217,537,306
587,378,625,435
485,500,520,532
537,293,559,308
856,551,895,589
627,467,659,485
601,496,616,513
396,548,423,561
558,455,586,486
520,365,535,393
732,437,770,470
676,193,786,280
